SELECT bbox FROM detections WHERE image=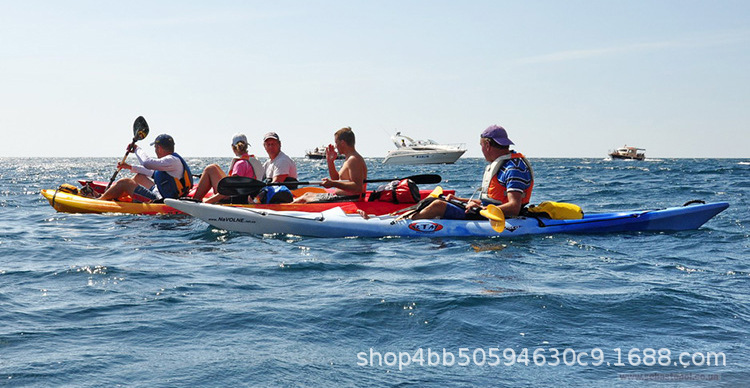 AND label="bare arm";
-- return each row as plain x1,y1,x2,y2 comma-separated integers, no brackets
445,192,523,217
497,191,524,217
326,145,339,180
